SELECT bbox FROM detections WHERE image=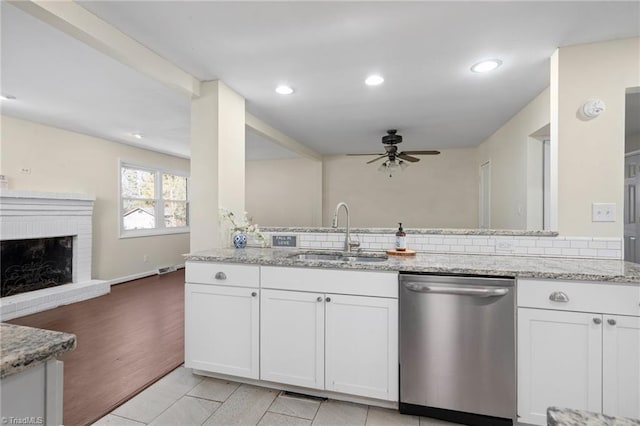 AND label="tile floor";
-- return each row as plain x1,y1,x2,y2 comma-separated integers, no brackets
92,366,460,426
